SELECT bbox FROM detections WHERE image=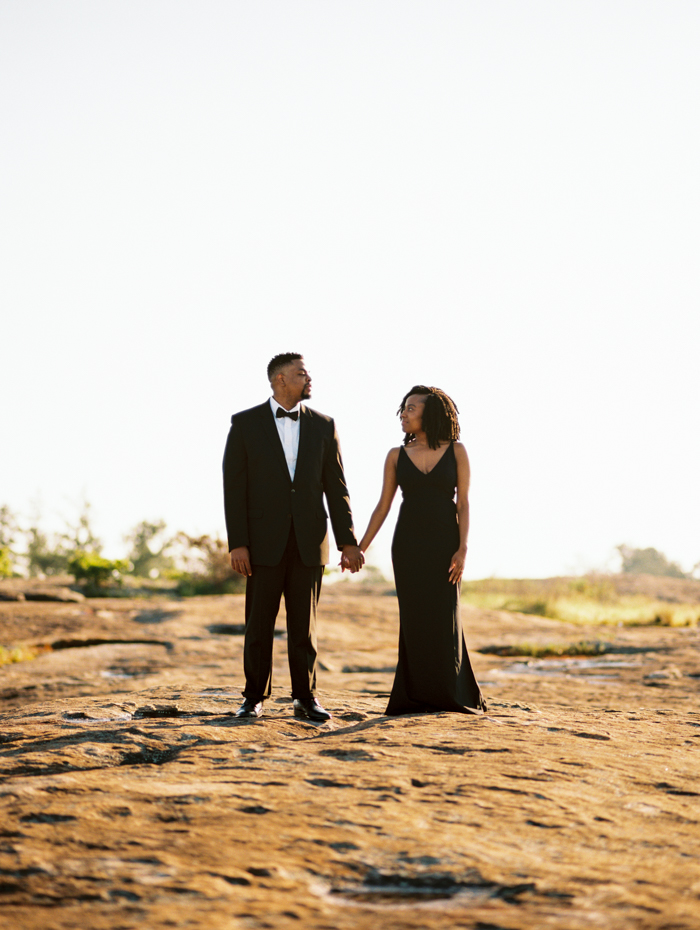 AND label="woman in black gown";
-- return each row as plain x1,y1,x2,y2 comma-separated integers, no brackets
358,386,486,716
